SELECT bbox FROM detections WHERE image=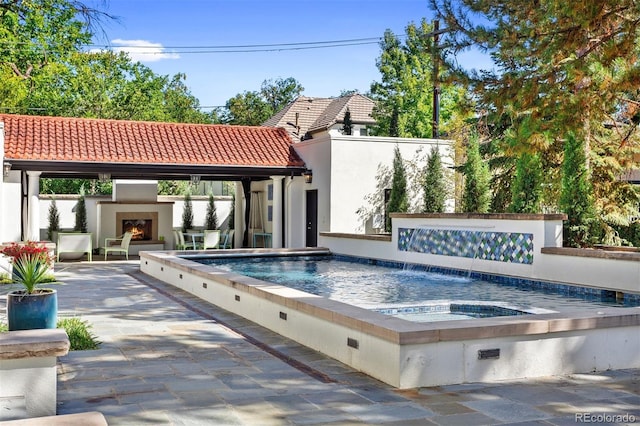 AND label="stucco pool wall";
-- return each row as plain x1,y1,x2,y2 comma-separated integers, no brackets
140,248,640,389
